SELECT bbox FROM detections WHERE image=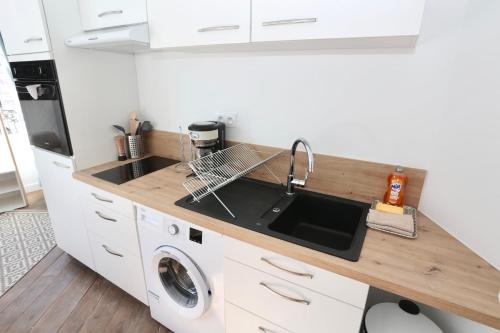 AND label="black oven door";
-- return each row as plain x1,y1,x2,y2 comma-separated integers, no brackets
15,80,72,156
